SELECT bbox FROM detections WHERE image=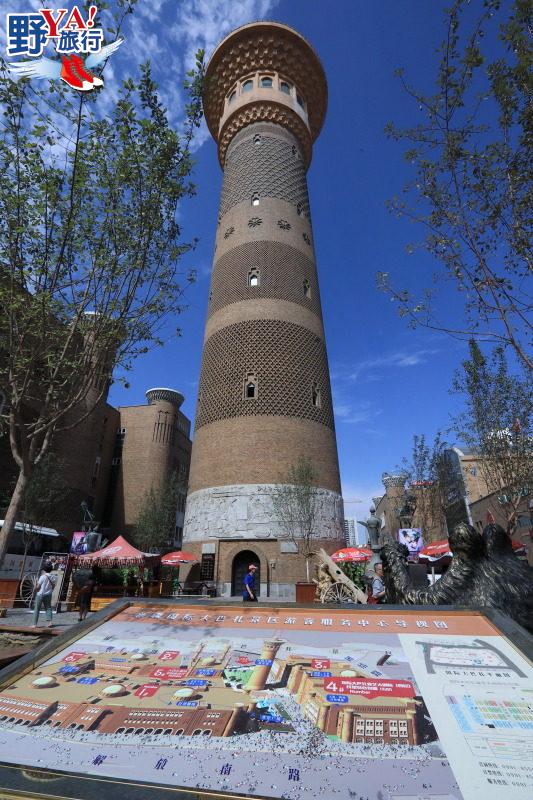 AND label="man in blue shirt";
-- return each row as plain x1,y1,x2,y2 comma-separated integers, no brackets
243,564,258,602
